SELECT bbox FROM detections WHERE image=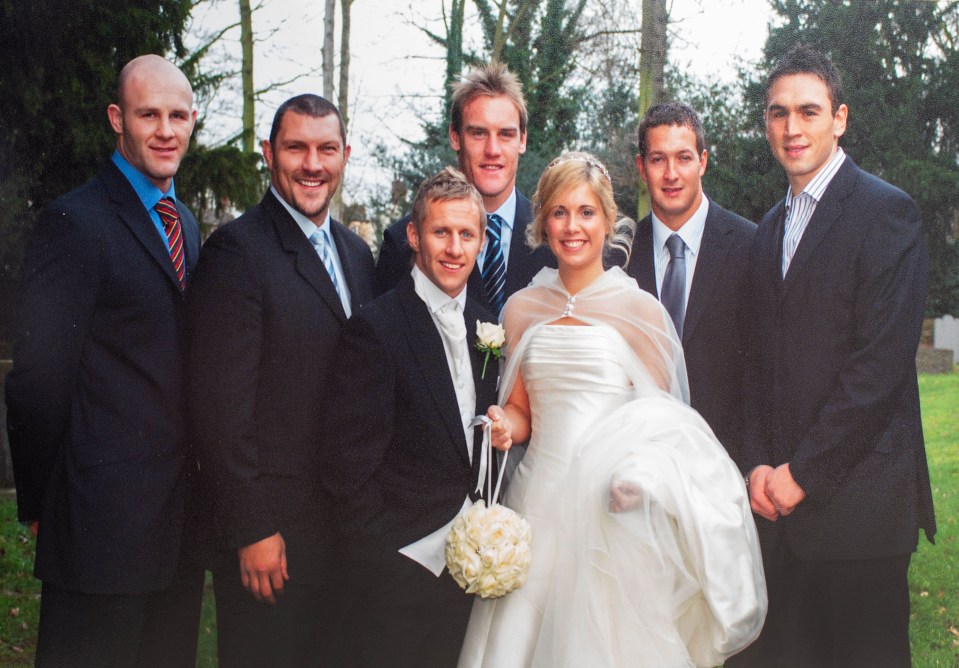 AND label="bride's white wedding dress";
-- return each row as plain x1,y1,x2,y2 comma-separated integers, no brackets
458,268,765,668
